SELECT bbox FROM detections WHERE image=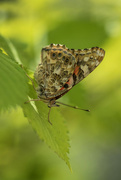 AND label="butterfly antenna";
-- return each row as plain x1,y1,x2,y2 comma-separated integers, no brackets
56,101,90,112
48,107,52,125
